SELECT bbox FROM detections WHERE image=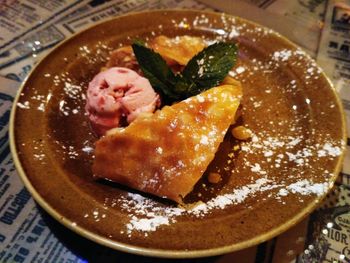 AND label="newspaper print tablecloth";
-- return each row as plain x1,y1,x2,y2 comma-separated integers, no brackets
0,0,349,262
